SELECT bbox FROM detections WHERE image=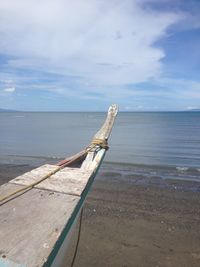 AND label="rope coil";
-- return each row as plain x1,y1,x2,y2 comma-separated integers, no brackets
91,138,109,150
